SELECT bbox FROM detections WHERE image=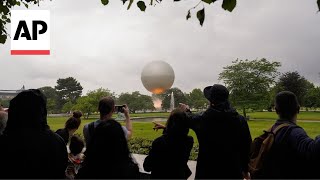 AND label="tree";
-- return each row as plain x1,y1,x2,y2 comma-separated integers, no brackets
2,0,320,44
72,88,113,118
87,88,114,109
187,88,208,110
219,58,281,118
0,99,10,108
139,94,155,112
62,101,74,113
304,86,320,111
38,86,57,113
55,77,83,112
73,96,92,119
118,91,154,113
161,87,187,111
276,71,313,106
